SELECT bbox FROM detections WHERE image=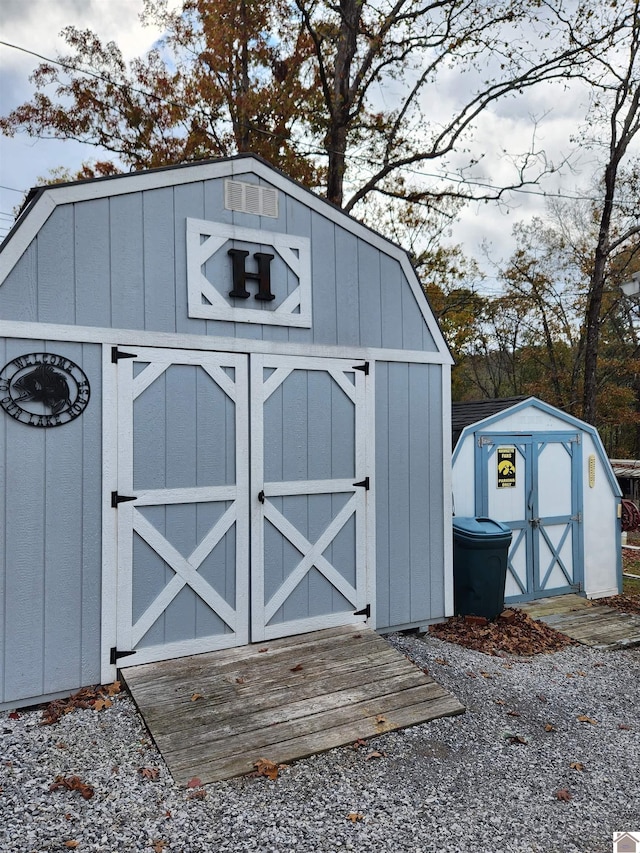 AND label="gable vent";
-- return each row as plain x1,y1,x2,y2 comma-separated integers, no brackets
224,180,279,218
